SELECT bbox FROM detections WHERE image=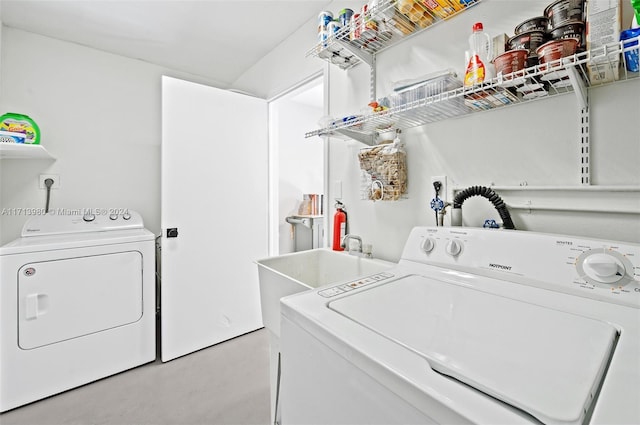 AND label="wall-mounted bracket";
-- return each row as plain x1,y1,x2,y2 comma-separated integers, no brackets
565,64,588,110
334,128,377,146
334,40,374,67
